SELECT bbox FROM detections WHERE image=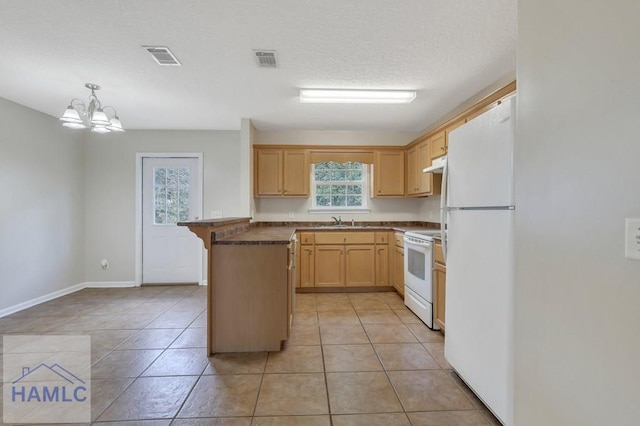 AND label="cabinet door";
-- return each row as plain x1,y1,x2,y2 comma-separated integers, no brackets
406,146,418,195
430,130,447,159
345,245,375,287
283,150,309,196
417,140,433,194
299,246,315,287
375,245,389,286
434,264,446,331
394,246,405,296
256,150,283,196
373,151,405,197
314,245,344,286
